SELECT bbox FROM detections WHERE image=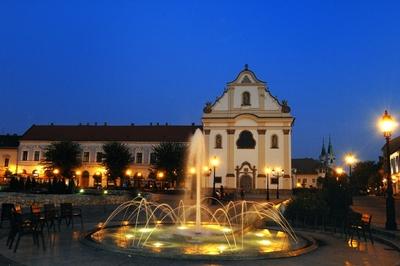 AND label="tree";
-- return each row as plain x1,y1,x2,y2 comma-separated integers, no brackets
102,142,133,186
42,141,82,179
152,142,187,187
350,161,381,194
